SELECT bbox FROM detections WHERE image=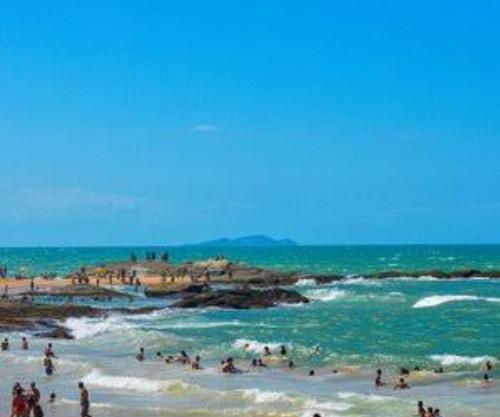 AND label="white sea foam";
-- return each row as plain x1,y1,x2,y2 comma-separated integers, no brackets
305,288,347,301
391,276,439,282
64,316,136,339
239,388,297,404
82,369,190,393
337,392,397,402
233,338,291,353
430,354,498,366
157,320,248,329
339,277,380,286
295,278,317,286
413,294,500,308
304,399,353,411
